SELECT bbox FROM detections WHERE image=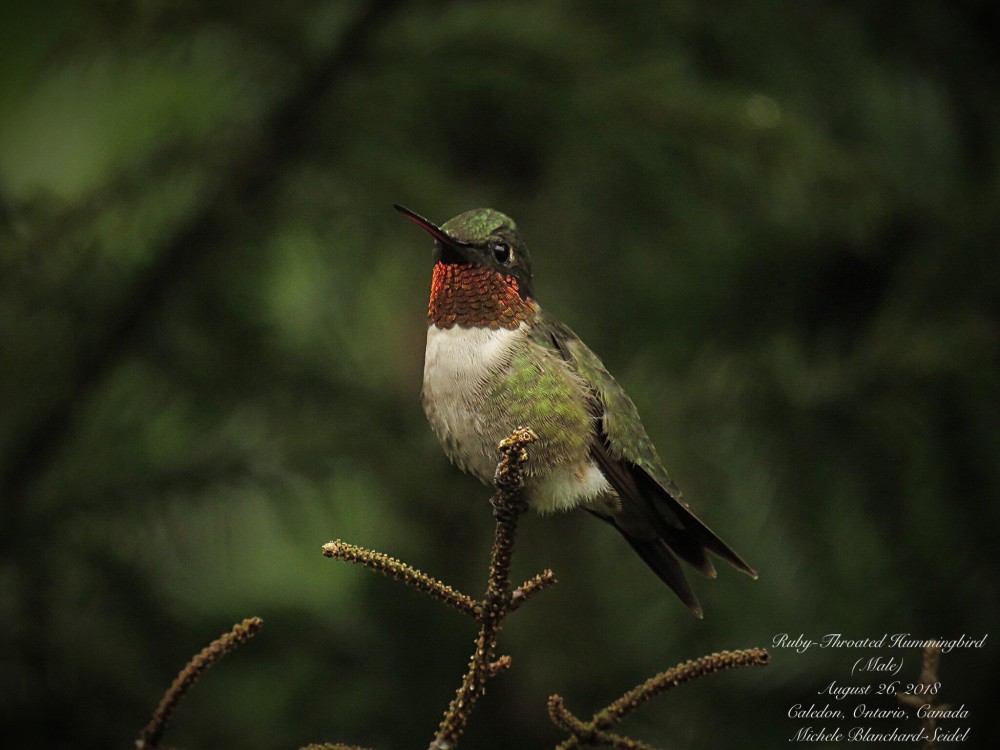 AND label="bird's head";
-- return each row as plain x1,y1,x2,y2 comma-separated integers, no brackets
395,205,537,329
